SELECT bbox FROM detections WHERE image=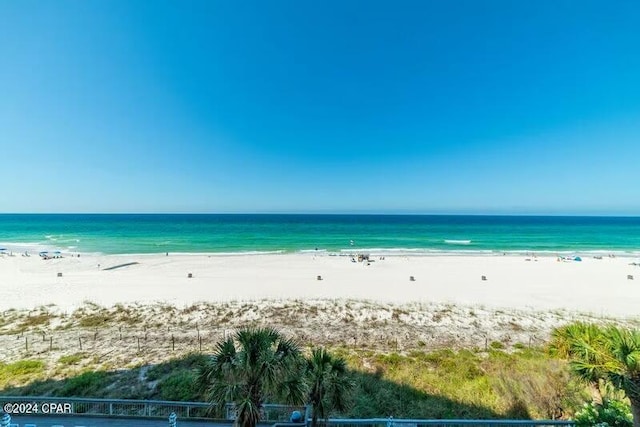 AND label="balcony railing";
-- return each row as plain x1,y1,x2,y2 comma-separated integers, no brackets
0,396,576,427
